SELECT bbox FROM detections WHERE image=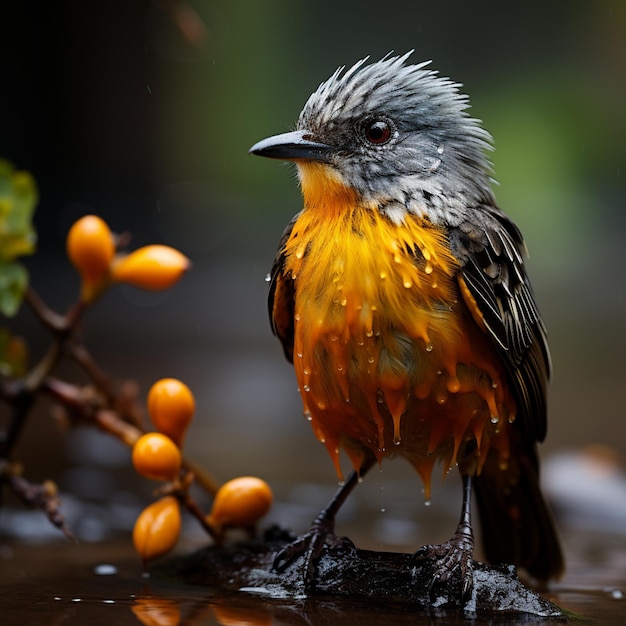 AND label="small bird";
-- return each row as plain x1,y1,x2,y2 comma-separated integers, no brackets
250,52,563,599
